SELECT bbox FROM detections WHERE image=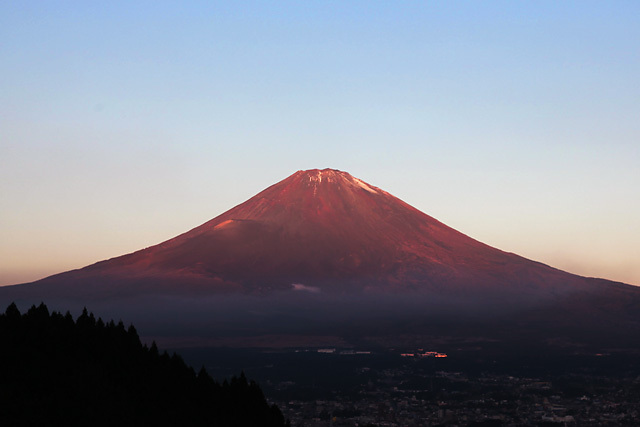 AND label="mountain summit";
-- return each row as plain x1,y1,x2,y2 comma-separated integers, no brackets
1,168,624,300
